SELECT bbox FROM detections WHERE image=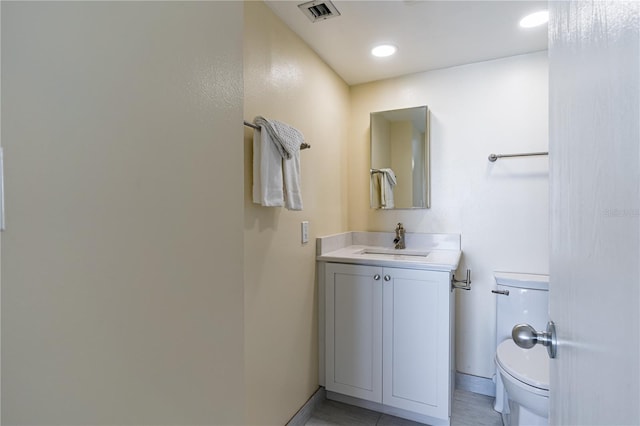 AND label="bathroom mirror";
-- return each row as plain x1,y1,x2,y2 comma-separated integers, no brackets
370,106,430,209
